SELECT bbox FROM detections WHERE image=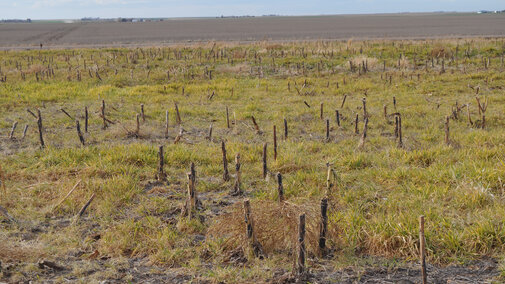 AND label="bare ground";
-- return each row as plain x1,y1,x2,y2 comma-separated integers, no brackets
1,13,505,49
1,249,499,283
